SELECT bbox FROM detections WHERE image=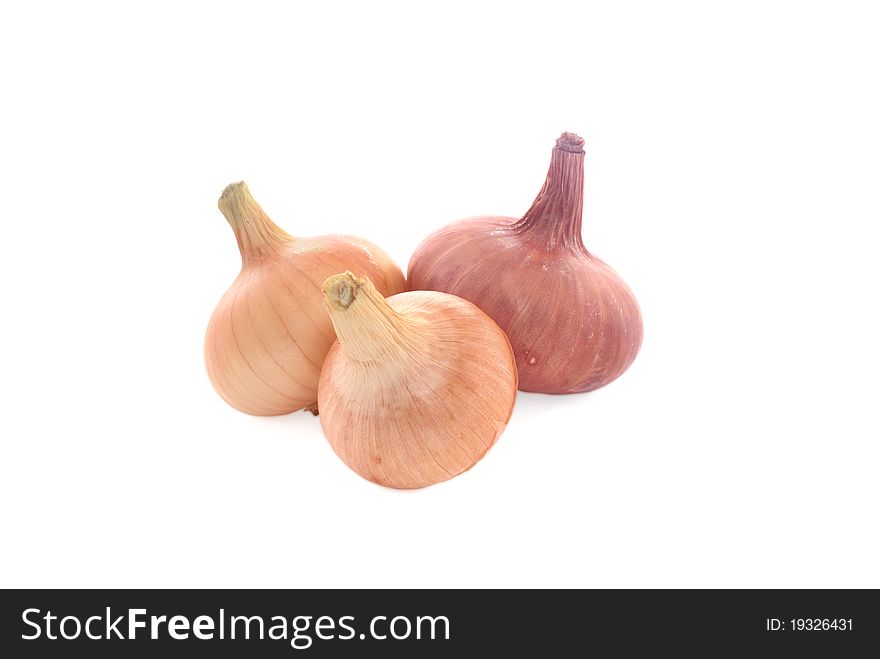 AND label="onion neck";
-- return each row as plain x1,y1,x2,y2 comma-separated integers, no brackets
512,132,588,254
323,273,412,363
218,182,292,266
